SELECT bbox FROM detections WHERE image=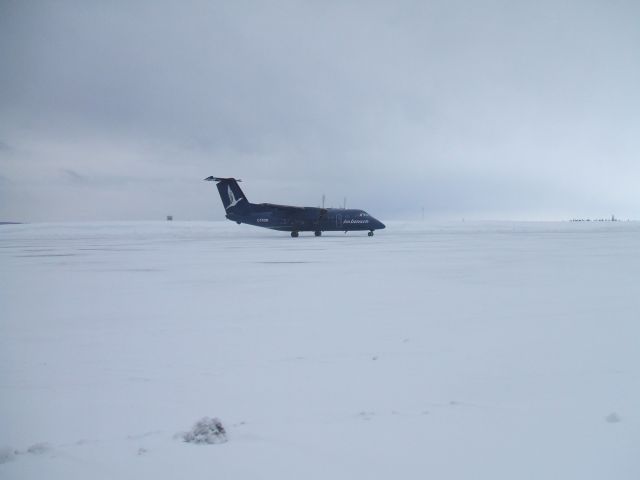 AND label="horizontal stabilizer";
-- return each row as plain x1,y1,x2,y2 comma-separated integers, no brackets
204,176,242,183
